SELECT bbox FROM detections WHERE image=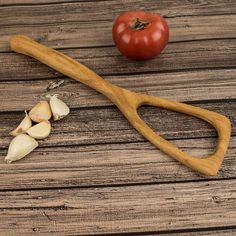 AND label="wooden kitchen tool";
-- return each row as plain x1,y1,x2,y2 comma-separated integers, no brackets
10,35,231,176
